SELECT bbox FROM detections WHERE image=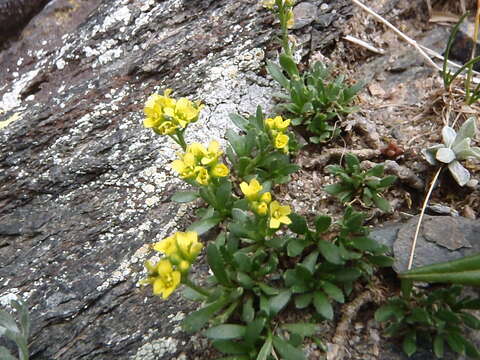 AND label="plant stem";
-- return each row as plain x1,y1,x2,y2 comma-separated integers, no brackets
466,0,480,103
183,277,211,298
176,129,187,151
407,167,442,270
